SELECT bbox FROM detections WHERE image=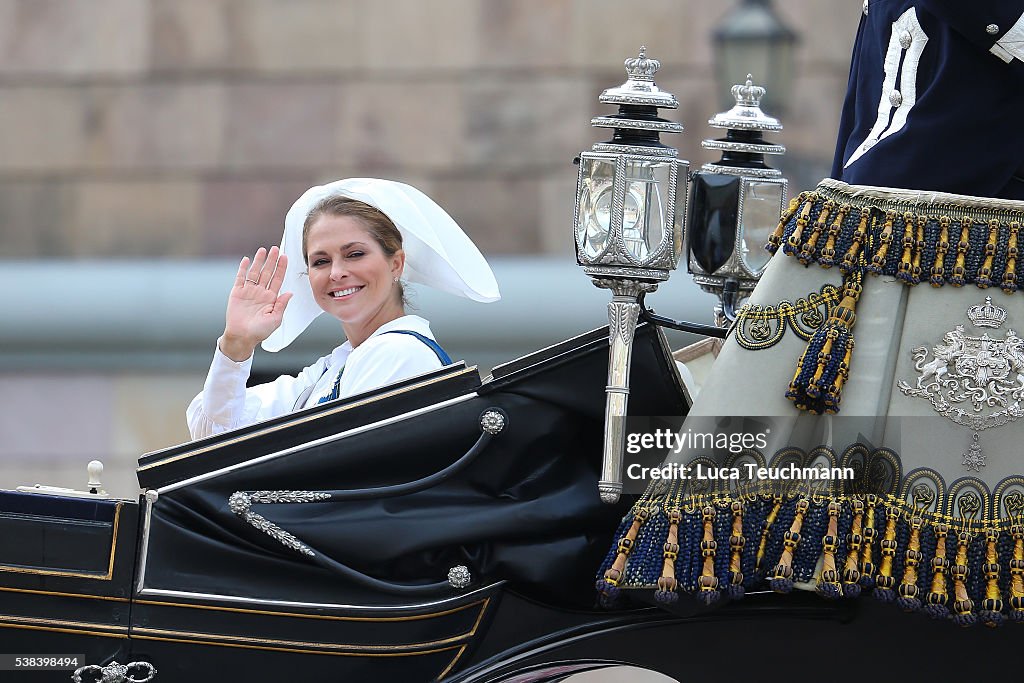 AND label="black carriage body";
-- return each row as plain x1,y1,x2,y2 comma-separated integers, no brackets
0,324,696,682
